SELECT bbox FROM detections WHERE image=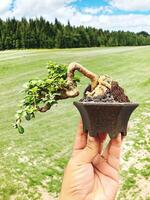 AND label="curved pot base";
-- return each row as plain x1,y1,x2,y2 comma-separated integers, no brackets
74,102,138,138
